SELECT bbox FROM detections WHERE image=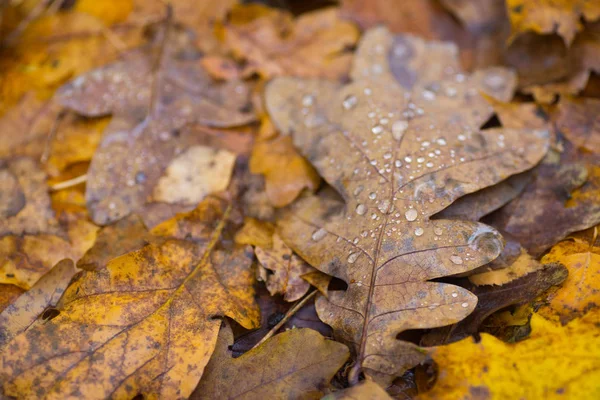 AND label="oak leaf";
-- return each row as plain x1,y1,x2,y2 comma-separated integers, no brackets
56,22,255,225
0,196,260,399
192,324,349,399
419,311,600,399
266,27,549,384
506,0,600,45
222,5,359,80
